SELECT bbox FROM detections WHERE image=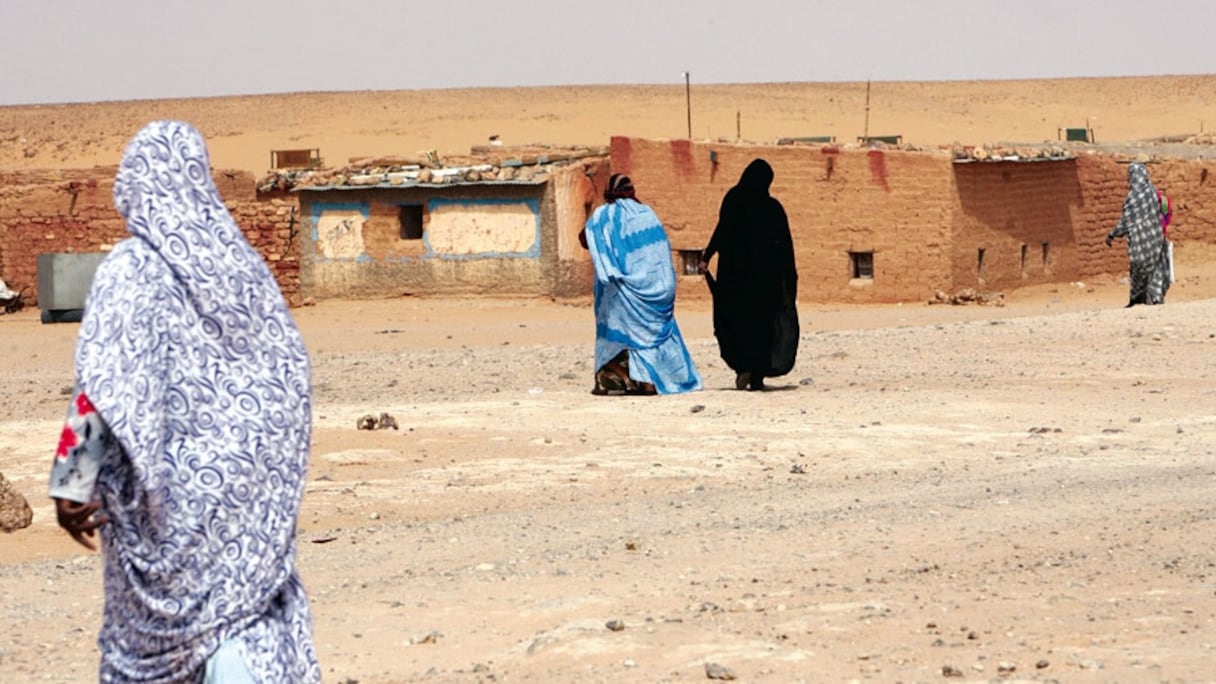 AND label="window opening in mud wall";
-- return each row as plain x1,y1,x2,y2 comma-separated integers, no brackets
1041,241,1050,271
677,250,702,276
399,205,424,240
1020,243,1028,277
849,251,874,279
977,248,986,281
